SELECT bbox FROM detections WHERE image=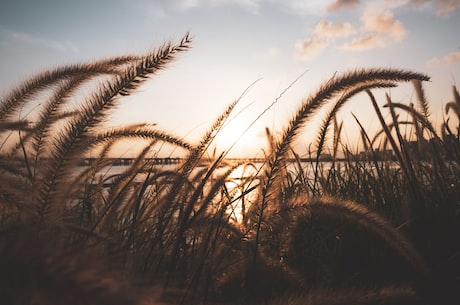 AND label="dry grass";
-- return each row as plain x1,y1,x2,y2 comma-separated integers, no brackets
0,34,459,304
